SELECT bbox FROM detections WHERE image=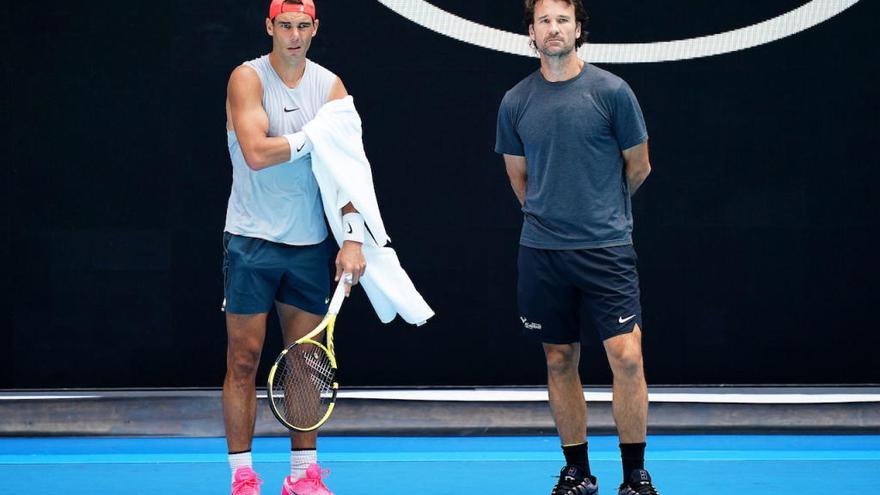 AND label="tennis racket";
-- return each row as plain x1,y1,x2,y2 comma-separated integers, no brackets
267,272,351,432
